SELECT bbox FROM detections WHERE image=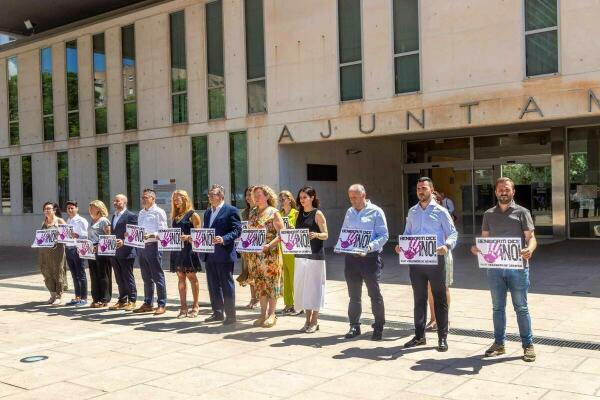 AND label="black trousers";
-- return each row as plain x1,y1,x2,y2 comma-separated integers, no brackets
110,257,137,303
409,255,448,340
205,261,236,318
344,253,385,329
89,255,112,303
65,247,87,299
